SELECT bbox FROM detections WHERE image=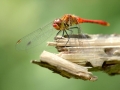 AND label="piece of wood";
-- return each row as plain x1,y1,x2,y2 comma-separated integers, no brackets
32,51,97,81
48,34,120,75
48,34,120,47
32,34,120,81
